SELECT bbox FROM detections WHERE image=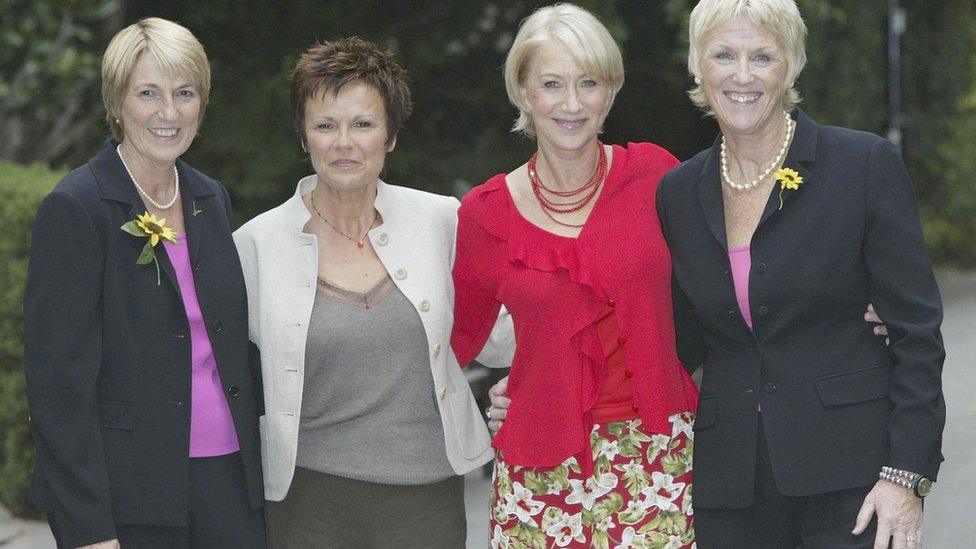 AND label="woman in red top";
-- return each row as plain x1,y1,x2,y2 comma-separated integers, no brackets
451,5,699,547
